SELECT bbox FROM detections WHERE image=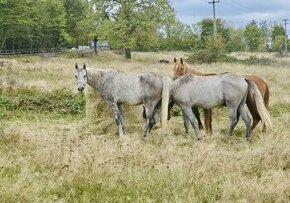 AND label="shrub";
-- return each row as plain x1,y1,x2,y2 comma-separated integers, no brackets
0,88,85,119
187,36,226,63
